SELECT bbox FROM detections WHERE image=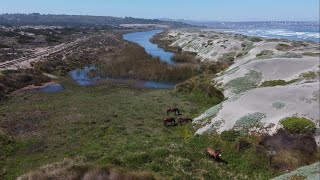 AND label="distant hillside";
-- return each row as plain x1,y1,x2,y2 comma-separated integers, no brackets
0,13,193,28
